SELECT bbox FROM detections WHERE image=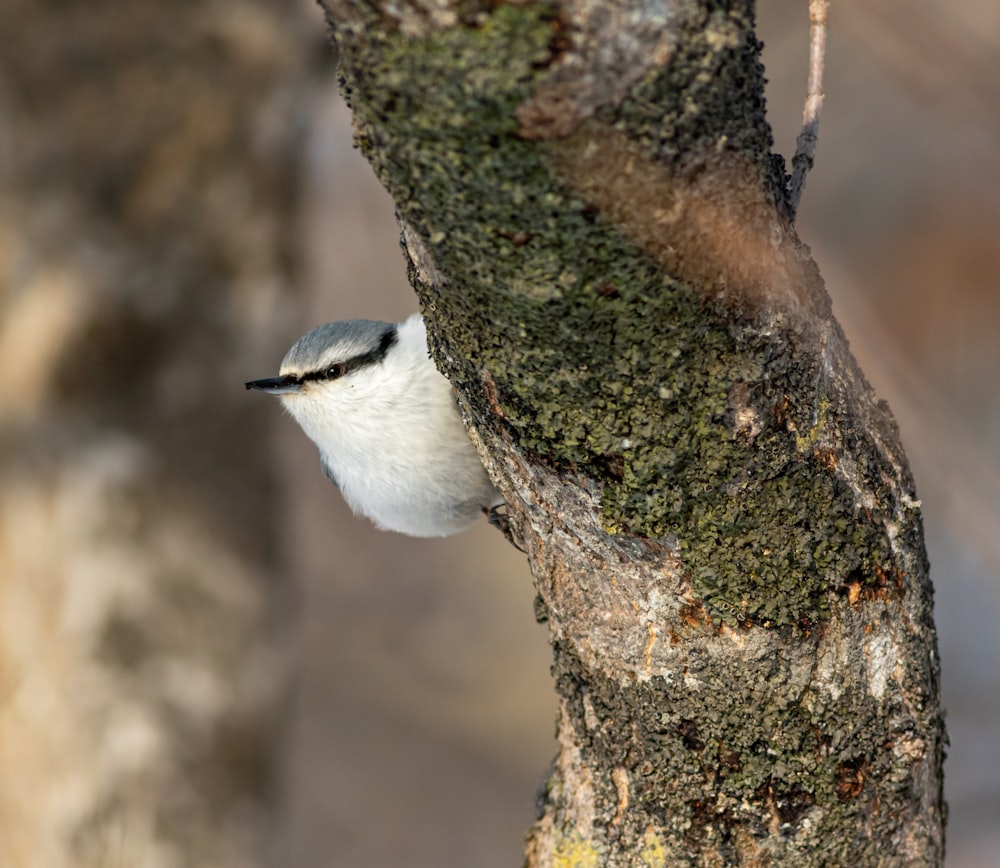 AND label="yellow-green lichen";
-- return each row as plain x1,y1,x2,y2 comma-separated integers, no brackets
552,834,602,868
333,4,898,627
639,827,668,866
